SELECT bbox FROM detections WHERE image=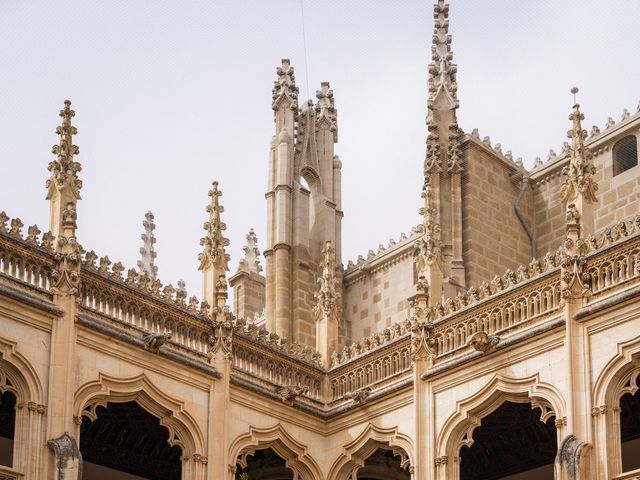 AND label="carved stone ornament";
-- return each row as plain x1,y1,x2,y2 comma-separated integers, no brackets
208,318,233,359
51,203,83,296
138,210,158,279
47,432,82,480
559,238,591,300
46,100,82,200
466,331,500,354
561,90,598,204
272,58,299,112
315,81,338,141
415,176,442,277
237,228,262,274
556,434,590,480
312,240,342,323
142,332,171,353
410,317,436,361
428,0,458,110
424,125,442,174
344,387,372,406
198,181,230,272
276,385,309,405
